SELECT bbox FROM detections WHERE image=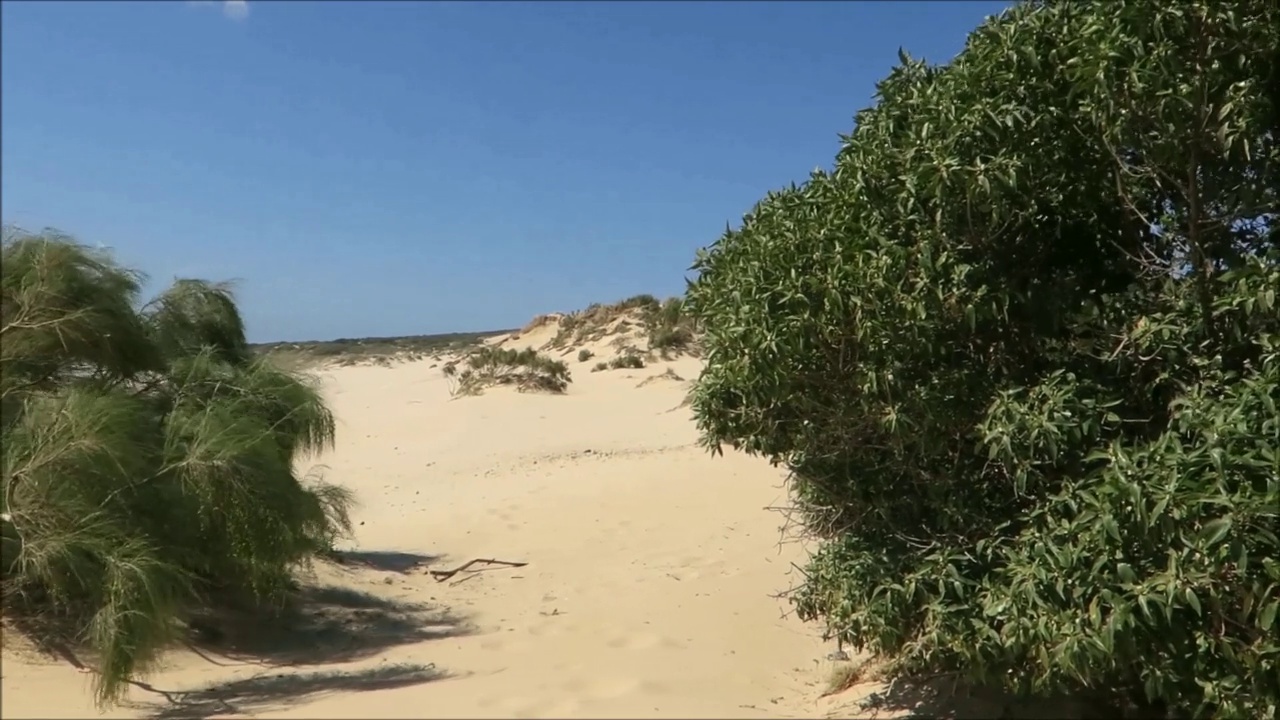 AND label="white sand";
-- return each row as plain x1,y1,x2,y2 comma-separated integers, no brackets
2,350,870,719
